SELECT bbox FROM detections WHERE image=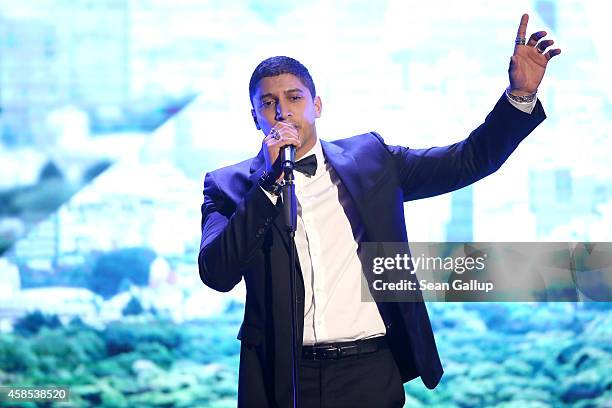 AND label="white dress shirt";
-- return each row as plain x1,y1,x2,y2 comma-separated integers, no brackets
291,139,387,345
261,93,537,345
